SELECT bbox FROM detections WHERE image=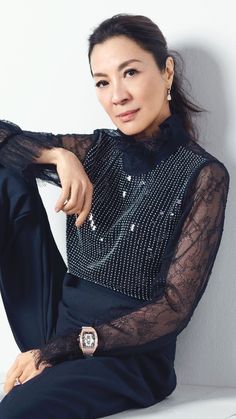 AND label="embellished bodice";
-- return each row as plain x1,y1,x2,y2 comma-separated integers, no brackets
66,116,213,300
